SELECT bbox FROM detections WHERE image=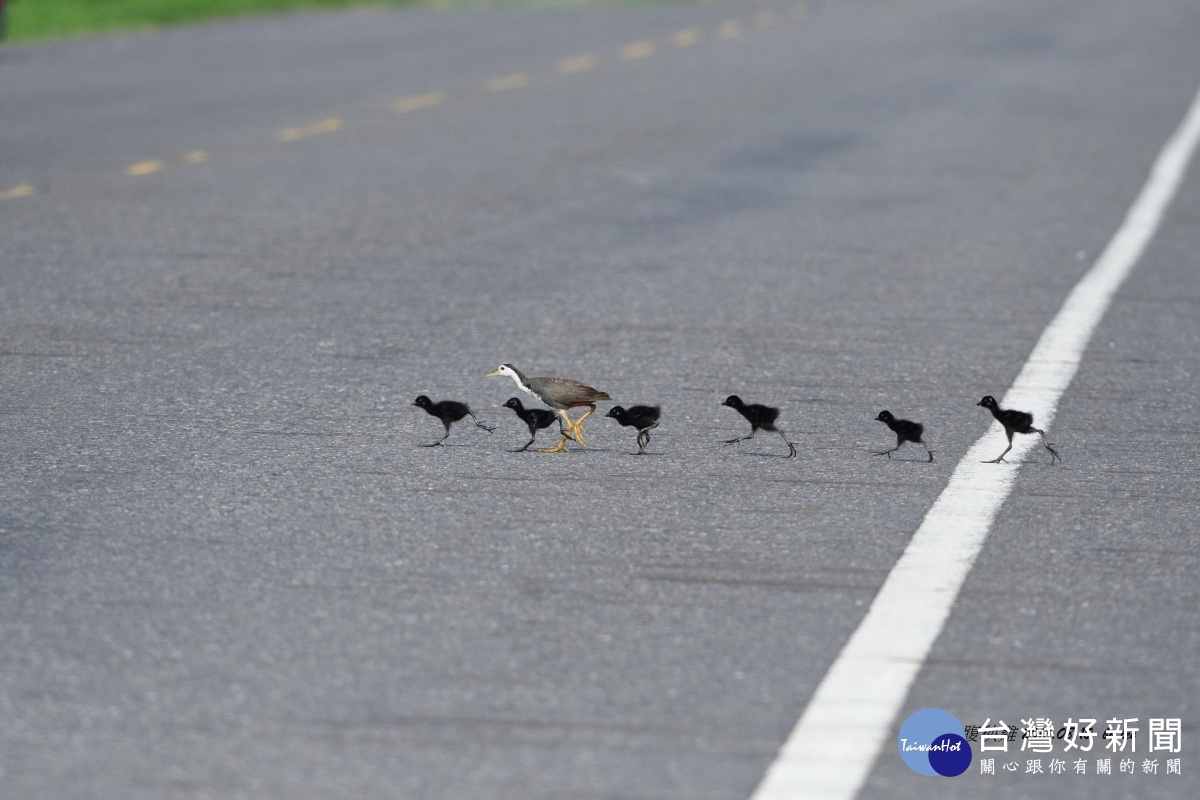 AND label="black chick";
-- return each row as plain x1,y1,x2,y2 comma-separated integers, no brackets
874,410,934,462
503,397,560,452
605,405,661,455
413,395,494,447
721,395,797,458
977,395,1060,464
